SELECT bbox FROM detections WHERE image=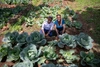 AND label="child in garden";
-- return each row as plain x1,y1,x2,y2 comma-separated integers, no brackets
54,14,66,37
40,16,56,37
